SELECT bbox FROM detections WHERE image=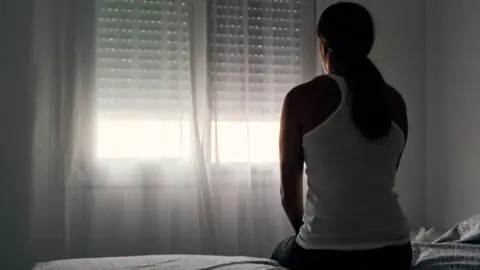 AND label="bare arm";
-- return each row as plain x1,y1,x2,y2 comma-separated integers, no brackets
279,91,304,234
